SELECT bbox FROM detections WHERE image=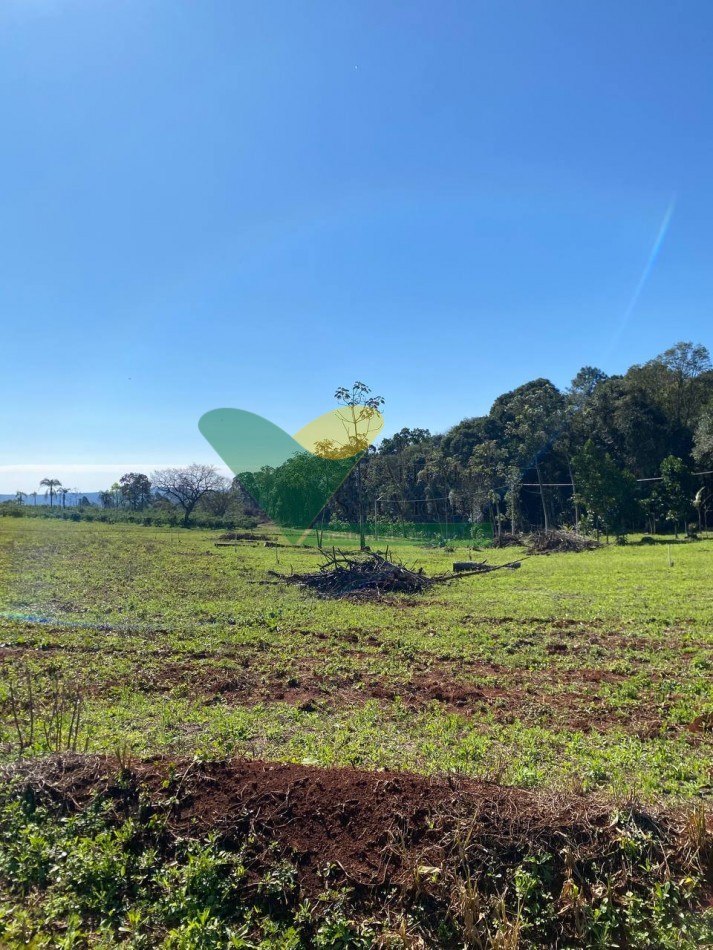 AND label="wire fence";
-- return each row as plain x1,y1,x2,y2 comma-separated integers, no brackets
320,520,494,543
